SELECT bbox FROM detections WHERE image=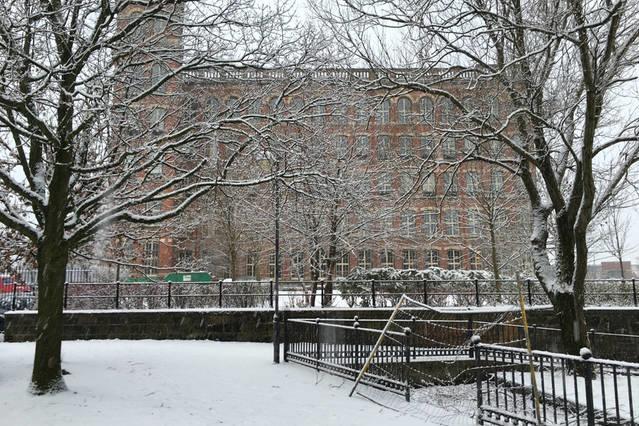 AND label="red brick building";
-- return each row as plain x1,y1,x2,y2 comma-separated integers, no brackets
117,7,530,280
